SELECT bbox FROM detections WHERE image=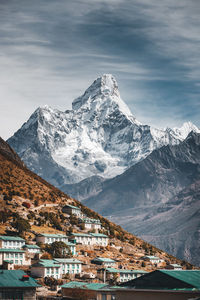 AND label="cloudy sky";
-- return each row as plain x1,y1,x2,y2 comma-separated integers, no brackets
0,0,200,139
